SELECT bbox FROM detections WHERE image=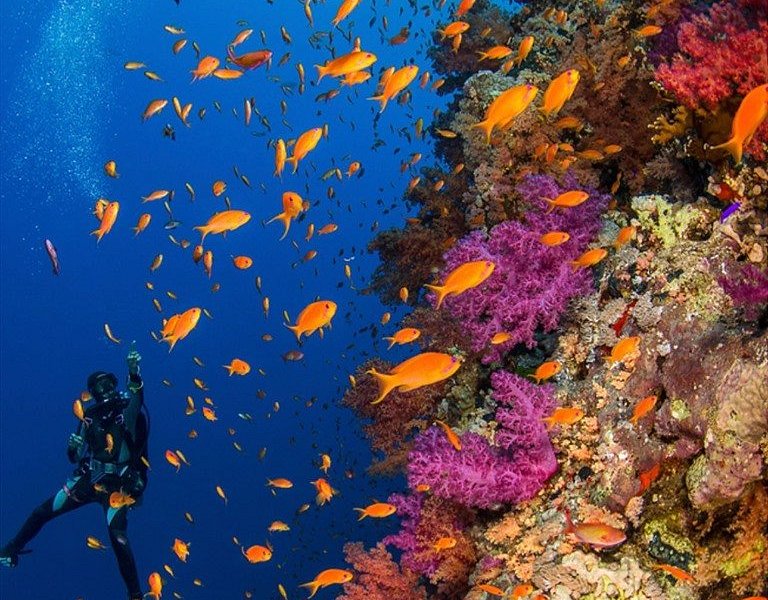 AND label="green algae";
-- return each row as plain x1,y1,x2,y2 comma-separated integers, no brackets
633,195,700,249
720,539,766,577
669,397,692,421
